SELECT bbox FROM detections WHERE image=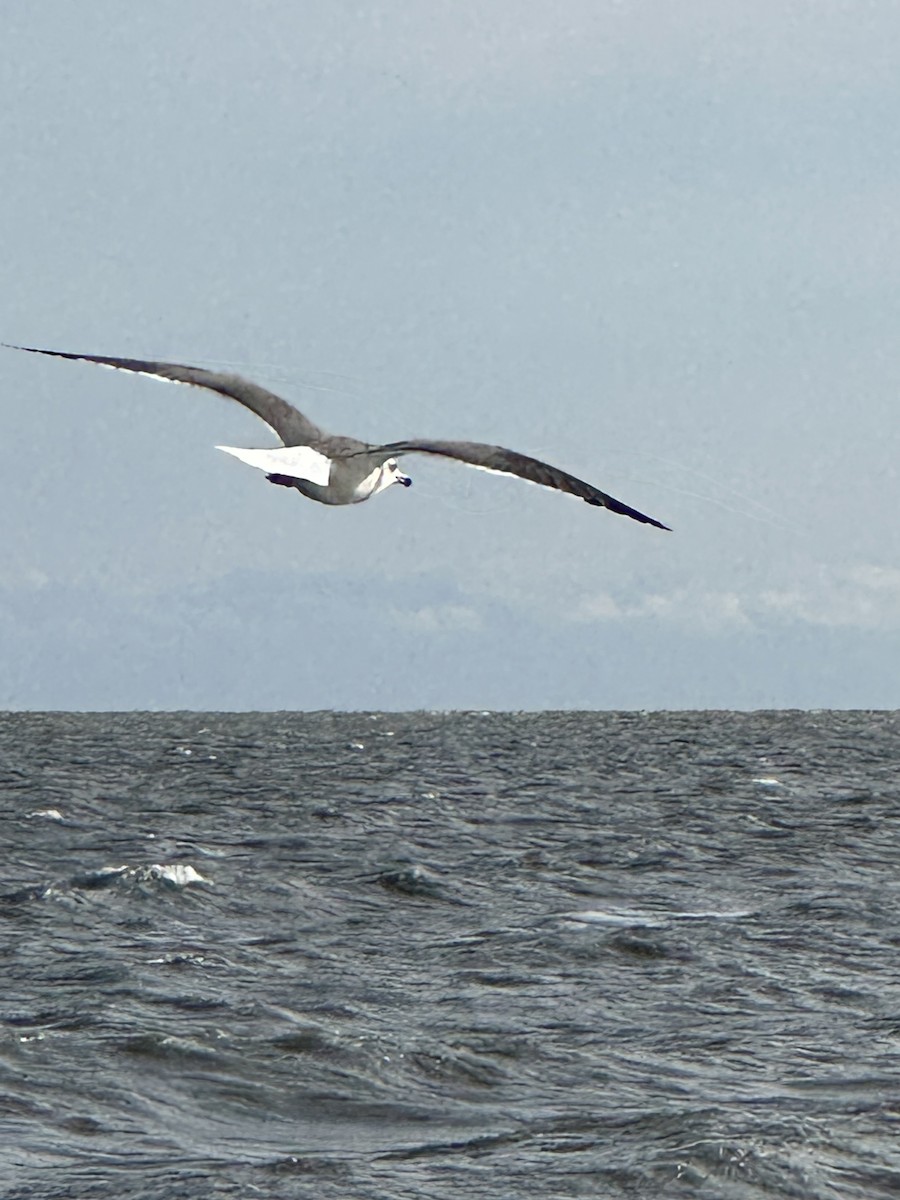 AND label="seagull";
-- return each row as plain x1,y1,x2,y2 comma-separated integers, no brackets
6,344,670,530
